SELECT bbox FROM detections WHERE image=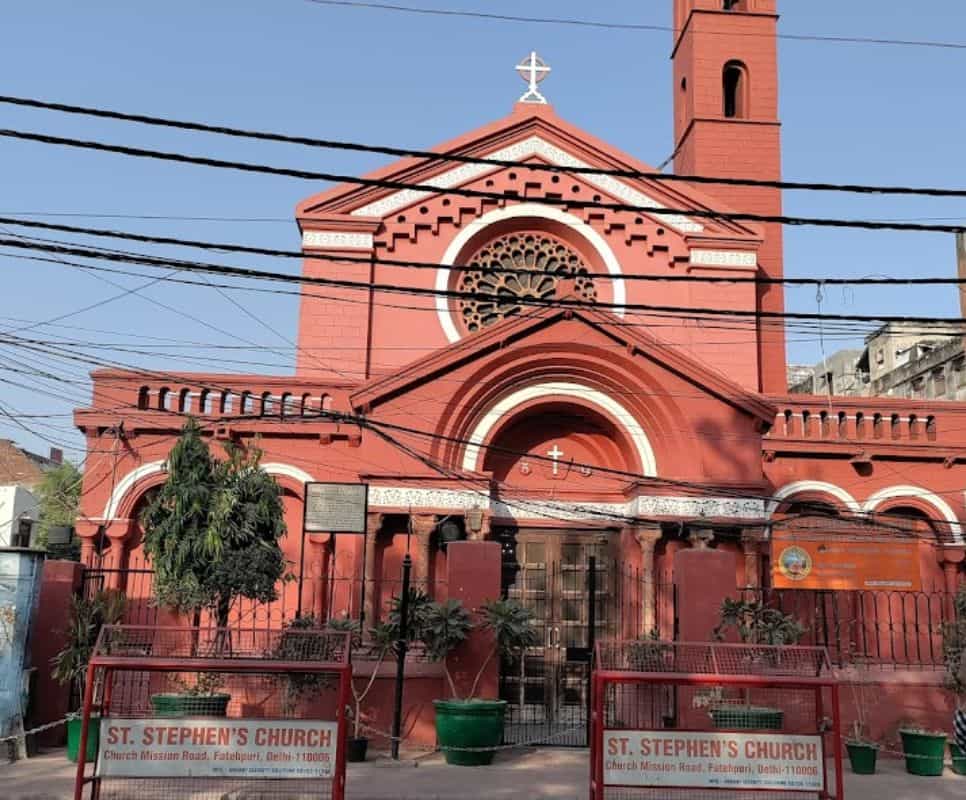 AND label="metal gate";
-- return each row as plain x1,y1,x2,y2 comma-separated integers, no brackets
498,531,618,747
